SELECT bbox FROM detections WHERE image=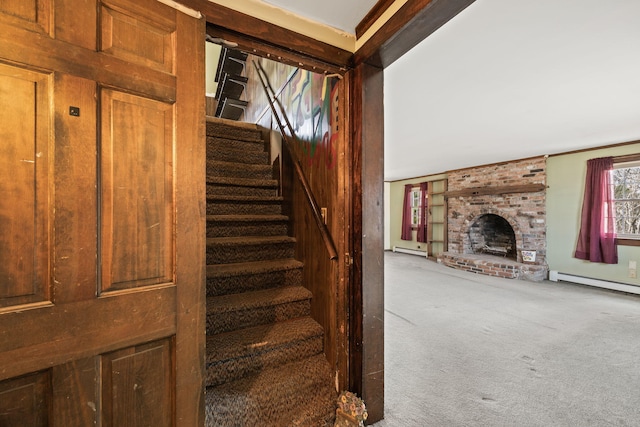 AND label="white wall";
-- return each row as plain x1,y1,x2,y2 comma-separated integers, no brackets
547,143,640,285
